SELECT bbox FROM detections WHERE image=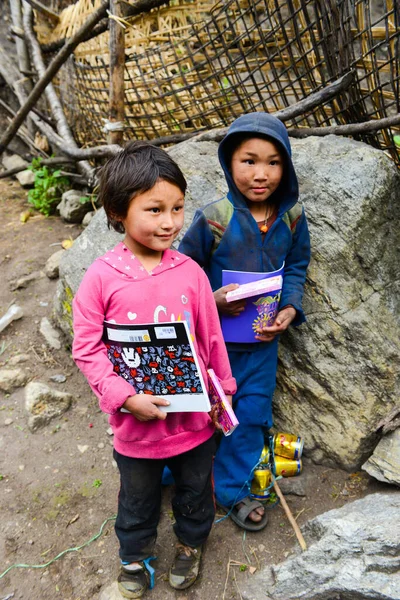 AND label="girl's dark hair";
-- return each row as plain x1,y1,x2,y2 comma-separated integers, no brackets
99,141,187,233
